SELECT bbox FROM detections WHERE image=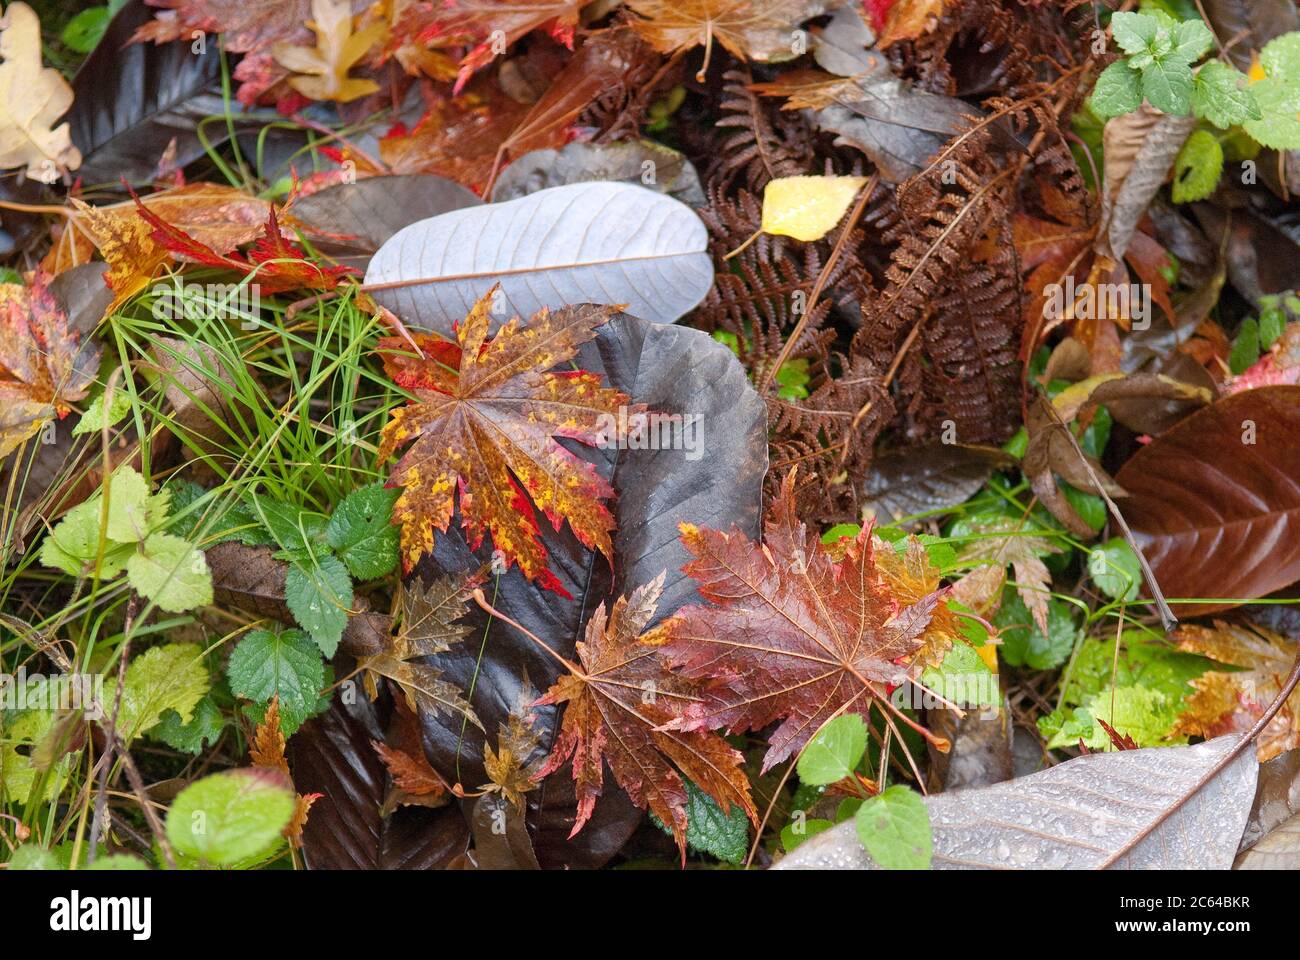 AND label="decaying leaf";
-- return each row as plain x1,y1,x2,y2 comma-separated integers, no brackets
377,289,632,589
358,574,482,727
1174,621,1300,762
0,275,100,459
531,572,757,857
0,2,82,178
660,472,951,772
